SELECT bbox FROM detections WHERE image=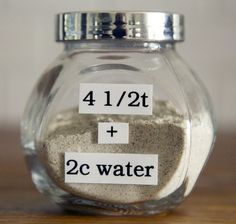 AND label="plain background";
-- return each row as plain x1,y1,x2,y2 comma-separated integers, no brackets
0,0,235,131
